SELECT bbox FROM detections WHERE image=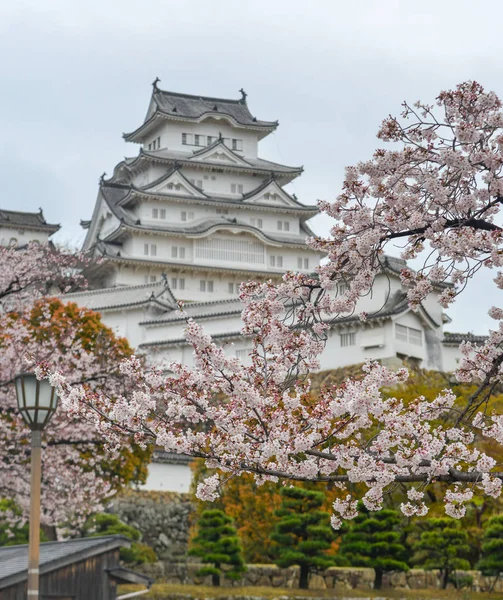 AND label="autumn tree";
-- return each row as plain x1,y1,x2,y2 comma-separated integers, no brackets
270,487,336,589
412,518,470,589
47,81,503,528
189,509,246,586
0,243,150,528
338,504,408,589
